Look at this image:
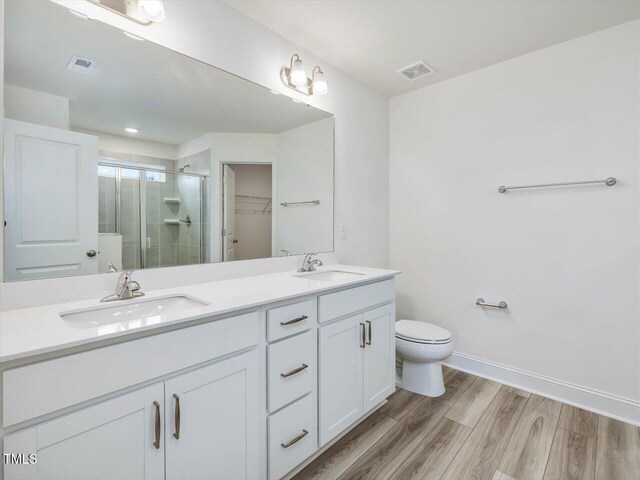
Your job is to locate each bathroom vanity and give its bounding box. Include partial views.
[0,3,396,478]
[0,266,398,480]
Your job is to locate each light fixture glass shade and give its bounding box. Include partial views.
[290,58,307,86]
[137,0,165,22]
[313,71,328,95]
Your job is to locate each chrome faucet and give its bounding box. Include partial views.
[100,270,145,302]
[298,253,323,273]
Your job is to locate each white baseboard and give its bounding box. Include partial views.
[443,351,640,427]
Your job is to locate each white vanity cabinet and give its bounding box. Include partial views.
[165,351,259,480]
[4,351,259,480]
[318,281,396,446]
[4,384,165,480]
[1,270,398,480]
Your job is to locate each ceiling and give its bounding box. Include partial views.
[225,0,640,96]
[4,1,331,146]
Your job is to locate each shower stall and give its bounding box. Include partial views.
[98,160,208,271]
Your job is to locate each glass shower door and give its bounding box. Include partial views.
[144,170,205,268]
[97,164,142,271]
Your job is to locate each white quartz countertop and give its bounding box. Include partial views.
[0,265,399,363]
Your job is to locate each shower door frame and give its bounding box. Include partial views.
[99,159,208,269]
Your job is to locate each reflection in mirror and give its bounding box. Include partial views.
[3,1,333,282]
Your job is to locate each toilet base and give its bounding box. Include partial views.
[397,359,445,397]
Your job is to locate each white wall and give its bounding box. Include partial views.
[390,20,639,408]
[178,132,278,263]
[5,84,69,129]
[277,118,333,255]
[73,128,178,160]
[0,0,388,308]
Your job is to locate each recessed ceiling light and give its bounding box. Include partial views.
[123,31,145,41]
[68,9,92,20]
[124,127,139,133]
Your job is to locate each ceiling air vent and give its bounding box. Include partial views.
[396,60,435,81]
[67,56,97,75]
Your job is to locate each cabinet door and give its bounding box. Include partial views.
[363,303,396,412]
[165,350,259,480]
[4,384,164,480]
[318,314,364,446]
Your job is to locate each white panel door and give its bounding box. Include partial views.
[222,164,236,261]
[363,303,396,412]
[165,351,259,480]
[3,119,99,281]
[318,314,364,446]
[3,384,164,480]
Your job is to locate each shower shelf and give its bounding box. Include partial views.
[164,197,181,204]
[164,219,181,225]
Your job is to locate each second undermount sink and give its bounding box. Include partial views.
[294,270,365,281]
[60,295,209,328]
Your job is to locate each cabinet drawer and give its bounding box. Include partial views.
[268,331,315,413]
[267,299,315,342]
[3,311,259,427]
[318,279,395,323]
[268,394,316,480]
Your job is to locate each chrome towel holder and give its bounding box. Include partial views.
[498,177,616,193]
[280,200,320,207]
[476,298,507,309]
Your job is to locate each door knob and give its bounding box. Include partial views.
[86,250,97,257]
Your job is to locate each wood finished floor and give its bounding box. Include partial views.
[293,367,640,480]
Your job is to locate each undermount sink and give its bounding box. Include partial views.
[294,270,365,281]
[60,295,209,329]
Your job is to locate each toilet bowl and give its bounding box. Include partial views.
[395,320,453,397]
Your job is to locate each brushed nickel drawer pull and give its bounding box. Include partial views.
[360,323,366,348]
[281,429,309,448]
[172,394,180,439]
[366,320,372,345]
[153,401,161,449]
[280,315,308,326]
[281,364,309,378]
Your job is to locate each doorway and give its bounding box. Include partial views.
[222,164,273,261]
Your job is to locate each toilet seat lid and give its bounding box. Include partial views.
[395,320,452,343]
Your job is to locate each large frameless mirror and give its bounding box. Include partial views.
[3,0,334,282]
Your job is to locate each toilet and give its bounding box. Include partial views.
[395,319,453,397]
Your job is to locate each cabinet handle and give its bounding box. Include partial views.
[366,320,372,345]
[281,364,309,378]
[280,315,308,326]
[172,394,180,440]
[360,323,366,348]
[153,401,161,449]
[281,429,309,448]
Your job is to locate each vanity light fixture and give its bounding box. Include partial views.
[124,127,139,133]
[87,0,165,25]
[311,66,328,95]
[289,54,307,86]
[281,54,328,96]
[137,0,165,22]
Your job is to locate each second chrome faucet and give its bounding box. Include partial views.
[101,270,145,302]
[298,253,323,273]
